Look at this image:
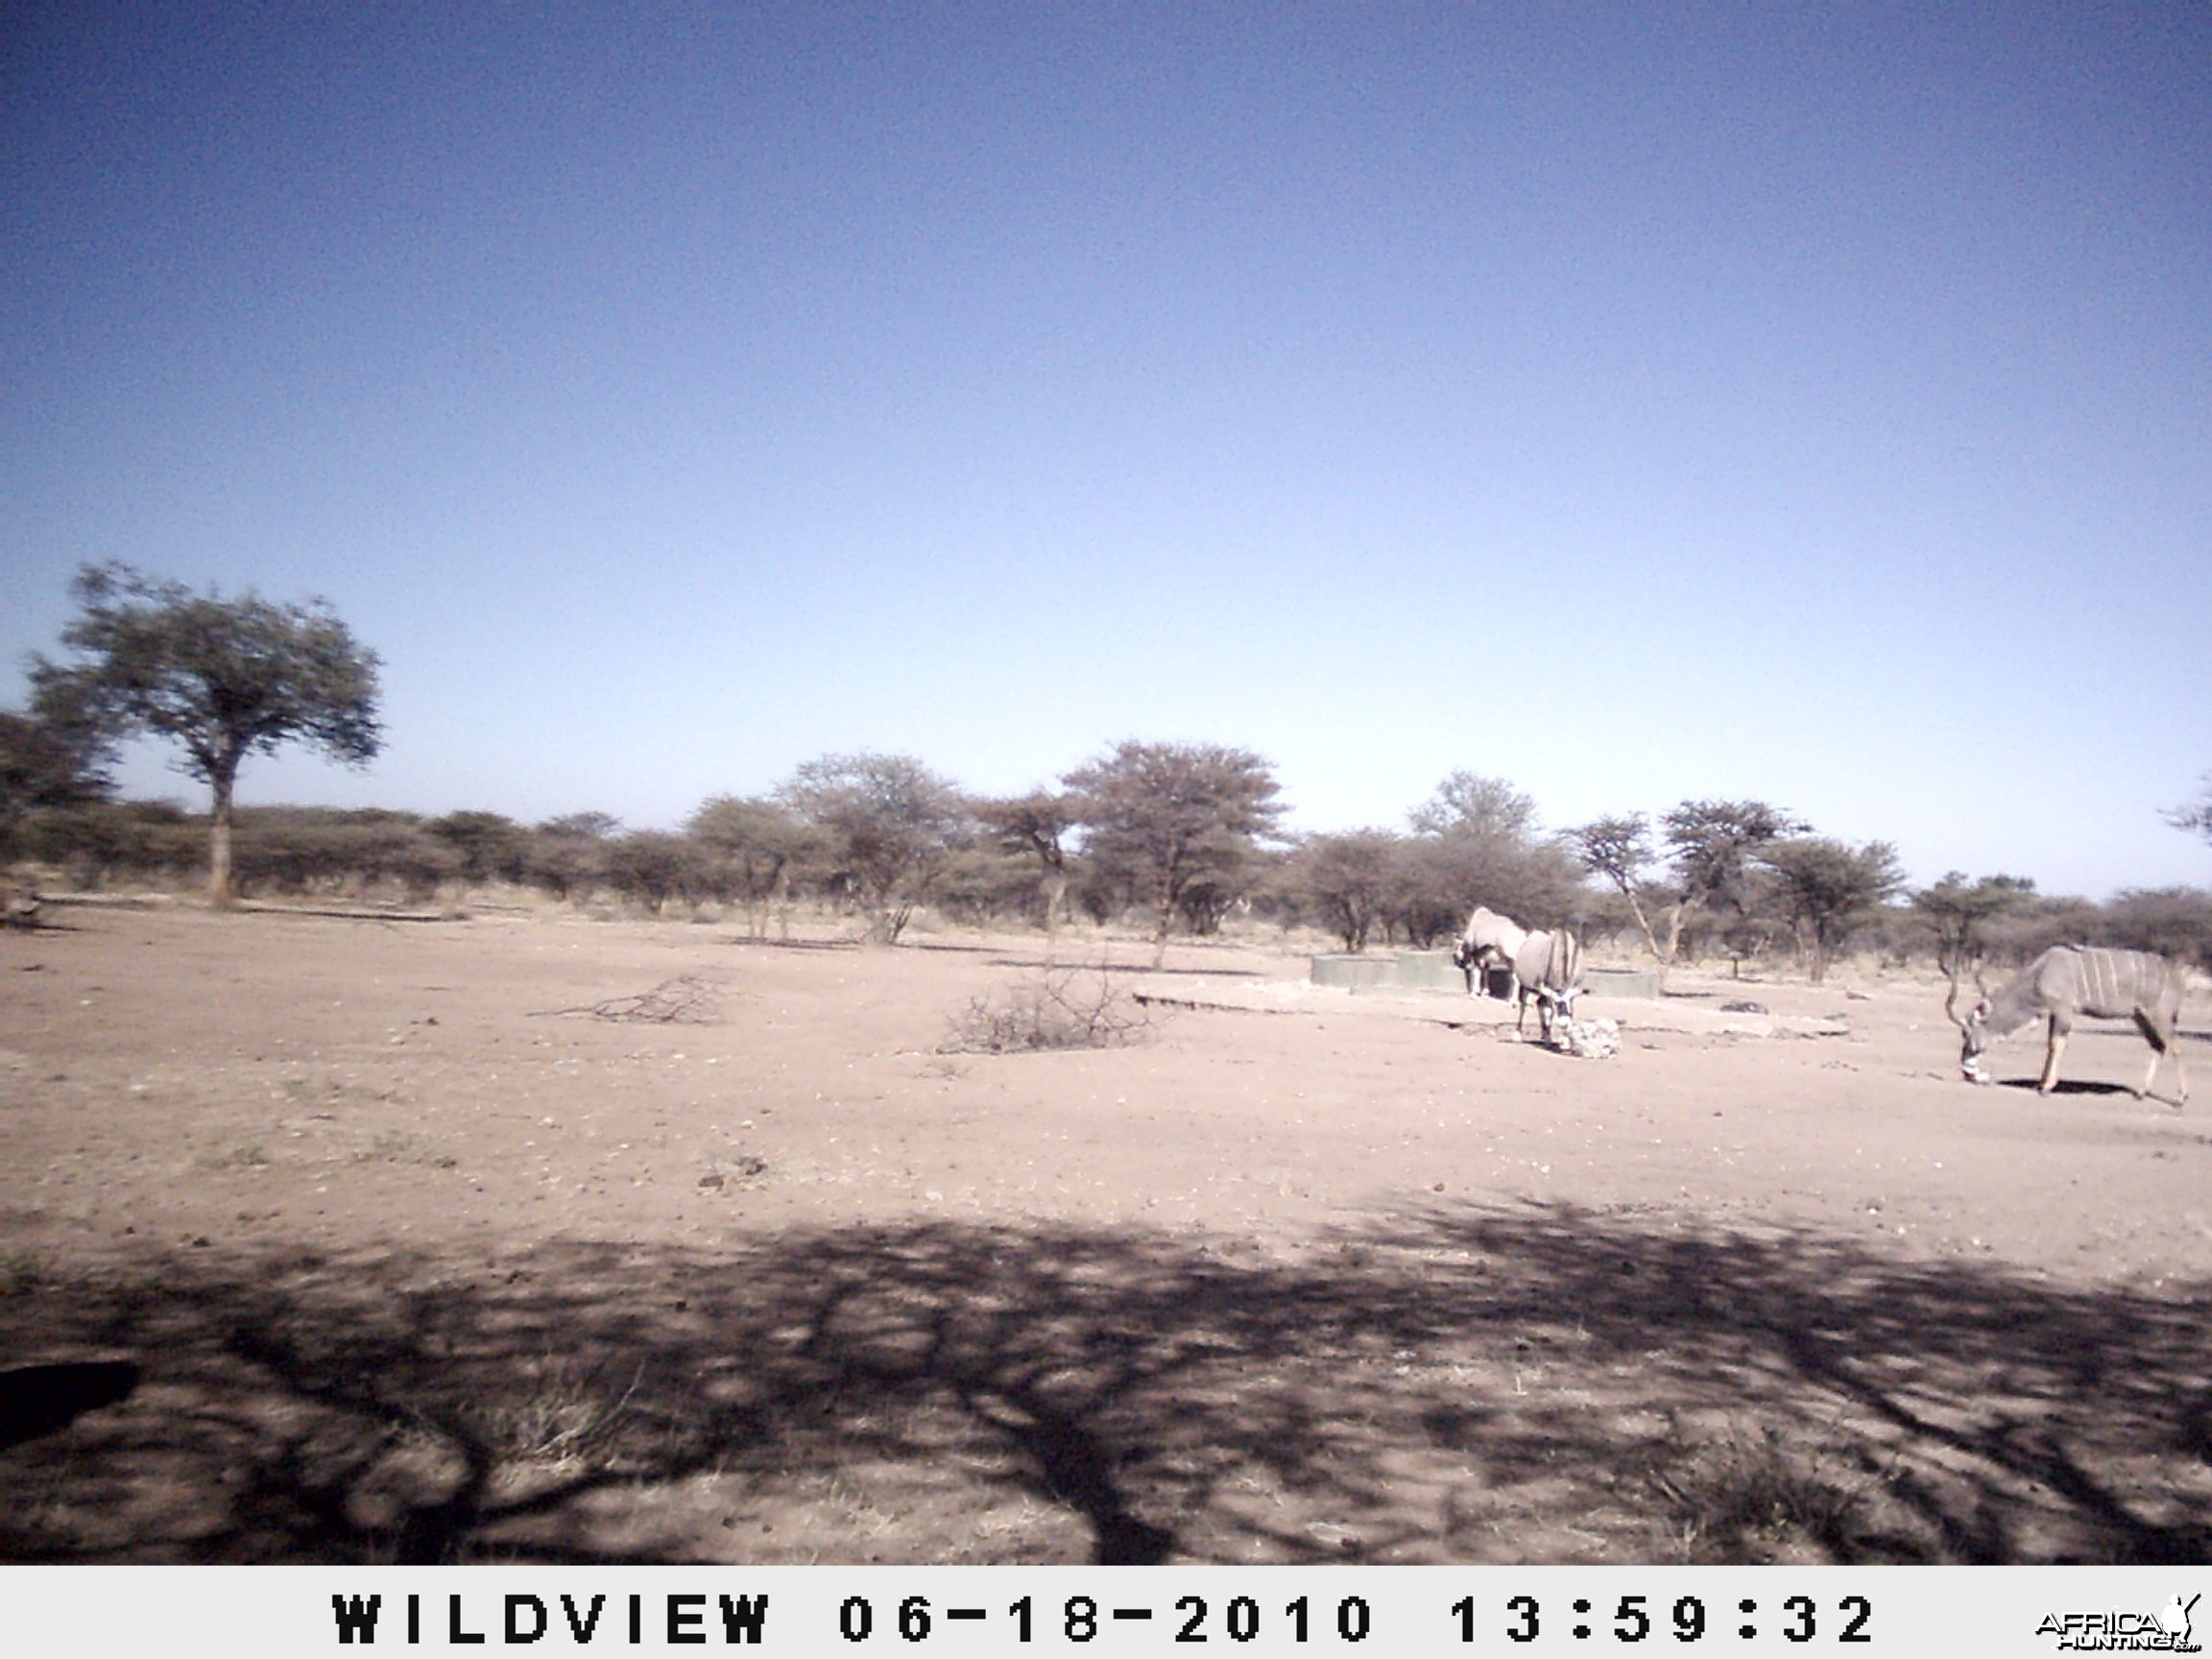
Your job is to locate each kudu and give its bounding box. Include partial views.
[1948,945,2190,1105]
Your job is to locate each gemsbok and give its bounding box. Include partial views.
[1511,927,1585,1044]
[1950,945,2190,1105]
[1452,906,1527,993]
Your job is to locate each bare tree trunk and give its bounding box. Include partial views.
[1654,902,1689,994]
[207,763,239,908]
[750,855,787,942]
[1617,884,1672,993]
[1042,869,1068,967]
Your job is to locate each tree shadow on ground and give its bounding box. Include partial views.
[2,1202,2206,1565]
[0,1360,140,1451]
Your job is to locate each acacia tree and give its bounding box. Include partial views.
[424,810,527,885]
[1758,837,1906,984]
[1911,871,2036,985]
[603,830,699,914]
[1661,799,1804,973]
[2168,775,2212,845]
[686,794,815,940]
[1407,771,1541,840]
[1063,740,1285,965]
[776,753,968,943]
[30,564,382,905]
[1287,829,1399,952]
[526,812,620,902]
[1568,813,1685,989]
[974,788,1079,958]
[1399,771,1583,942]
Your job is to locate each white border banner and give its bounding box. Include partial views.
[2,1564,2206,1653]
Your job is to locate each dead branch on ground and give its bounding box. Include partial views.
[532,974,724,1024]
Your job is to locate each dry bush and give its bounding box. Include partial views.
[943,966,1152,1054]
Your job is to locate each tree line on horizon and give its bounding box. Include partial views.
[6,564,2212,981]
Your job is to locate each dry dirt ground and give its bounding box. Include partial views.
[3,902,2210,1566]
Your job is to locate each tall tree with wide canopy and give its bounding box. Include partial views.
[1407,771,1540,841]
[1287,828,1399,953]
[1758,836,1906,984]
[1661,798,1805,972]
[1062,739,1285,965]
[1397,771,1582,946]
[30,564,383,905]
[1569,812,1687,989]
[974,788,1080,959]
[775,752,968,943]
[686,794,816,940]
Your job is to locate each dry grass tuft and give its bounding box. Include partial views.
[352,1130,460,1169]
[464,1353,647,1470]
[1649,1424,1879,1562]
[0,1248,49,1298]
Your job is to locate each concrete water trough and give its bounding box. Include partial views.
[1582,966,1659,998]
[1310,950,1498,996]
[1392,950,1464,991]
[1309,950,1470,992]
[1310,953,1658,998]
[1309,953,1401,990]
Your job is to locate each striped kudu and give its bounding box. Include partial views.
[1950,945,2190,1105]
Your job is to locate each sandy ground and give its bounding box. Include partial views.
[2,902,2208,1564]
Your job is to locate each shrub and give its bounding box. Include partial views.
[425,810,528,884]
[228,807,452,899]
[2101,887,2212,972]
[943,966,1152,1053]
[602,830,703,913]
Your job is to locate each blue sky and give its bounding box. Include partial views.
[5,3,2207,898]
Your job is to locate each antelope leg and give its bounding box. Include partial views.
[2130,1011,2183,1105]
[2038,1018,2067,1094]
